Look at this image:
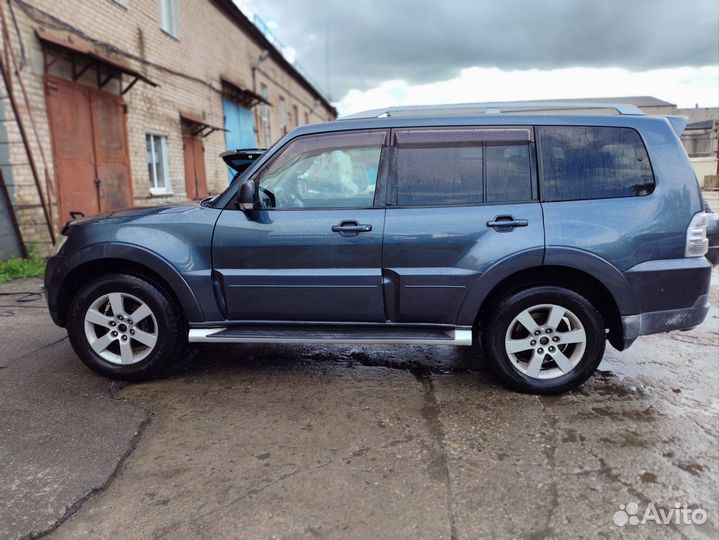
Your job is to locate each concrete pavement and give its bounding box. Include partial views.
[0,276,717,539]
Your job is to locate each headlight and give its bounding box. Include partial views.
[53,233,68,256]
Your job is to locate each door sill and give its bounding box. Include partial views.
[188,325,472,346]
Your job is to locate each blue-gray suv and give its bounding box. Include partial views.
[45,102,716,394]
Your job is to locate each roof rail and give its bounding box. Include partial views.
[339,101,646,120]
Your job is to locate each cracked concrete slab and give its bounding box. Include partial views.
[0,279,147,540]
[49,363,453,539]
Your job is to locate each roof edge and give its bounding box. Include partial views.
[212,0,336,117]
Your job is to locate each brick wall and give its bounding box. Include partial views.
[0,0,336,254]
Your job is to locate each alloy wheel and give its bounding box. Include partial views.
[83,292,158,365]
[504,303,587,379]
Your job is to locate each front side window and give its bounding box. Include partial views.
[537,126,655,201]
[160,0,179,37]
[146,134,170,194]
[254,131,385,209]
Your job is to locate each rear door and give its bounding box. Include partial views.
[212,129,389,322]
[382,126,545,323]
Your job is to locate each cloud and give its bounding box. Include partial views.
[243,0,719,100]
[335,66,719,115]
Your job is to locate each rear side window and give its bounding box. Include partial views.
[397,146,484,206]
[395,128,534,206]
[537,126,654,201]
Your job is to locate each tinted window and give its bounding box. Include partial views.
[537,126,654,201]
[396,142,533,206]
[255,131,384,209]
[485,144,532,202]
[397,146,483,206]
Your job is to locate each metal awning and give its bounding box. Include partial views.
[36,27,158,94]
[220,76,270,108]
[180,112,226,138]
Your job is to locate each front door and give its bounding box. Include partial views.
[382,126,545,324]
[183,135,208,199]
[45,76,132,227]
[212,130,388,322]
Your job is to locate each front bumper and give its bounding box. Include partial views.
[44,255,65,327]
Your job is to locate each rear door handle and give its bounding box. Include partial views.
[487,215,528,231]
[332,220,372,237]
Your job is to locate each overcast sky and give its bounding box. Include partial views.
[238,0,719,115]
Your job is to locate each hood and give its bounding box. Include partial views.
[63,203,201,231]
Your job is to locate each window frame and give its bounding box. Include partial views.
[146,133,172,195]
[535,125,656,203]
[389,126,538,208]
[160,0,180,38]
[241,129,390,212]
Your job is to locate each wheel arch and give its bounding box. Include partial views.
[53,244,203,327]
[457,248,640,350]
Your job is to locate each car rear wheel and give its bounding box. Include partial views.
[66,273,186,381]
[482,286,605,394]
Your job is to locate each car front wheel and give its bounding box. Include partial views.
[482,286,606,394]
[66,273,186,381]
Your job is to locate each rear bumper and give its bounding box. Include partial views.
[621,293,710,347]
[620,257,712,348]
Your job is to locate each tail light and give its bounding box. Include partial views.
[685,212,709,257]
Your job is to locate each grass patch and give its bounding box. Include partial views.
[0,257,45,283]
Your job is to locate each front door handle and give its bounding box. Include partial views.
[487,215,528,232]
[332,220,372,237]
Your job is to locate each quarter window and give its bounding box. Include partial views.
[537,126,655,201]
[485,144,532,202]
[254,131,386,209]
[146,134,170,194]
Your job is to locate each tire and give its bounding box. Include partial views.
[481,286,605,394]
[66,273,186,381]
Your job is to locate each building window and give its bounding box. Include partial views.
[304,111,309,125]
[260,84,271,147]
[279,96,287,136]
[160,0,179,37]
[293,105,299,128]
[146,134,171,194]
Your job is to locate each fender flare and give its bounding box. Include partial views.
[59,243,204,322]
[455,246,639,325]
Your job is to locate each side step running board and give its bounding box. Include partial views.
[188,327,472,346]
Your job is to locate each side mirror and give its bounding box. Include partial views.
[237,180,255,211]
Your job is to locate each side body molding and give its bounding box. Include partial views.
[58,243,204,322]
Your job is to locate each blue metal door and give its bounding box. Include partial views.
[223,99,256,181]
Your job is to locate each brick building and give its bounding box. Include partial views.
[0,0,336,258]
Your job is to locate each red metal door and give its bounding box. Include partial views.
[45,76,133,228]
[45,77,97,226]
[89,89,133,212]
[183,136,208,199]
